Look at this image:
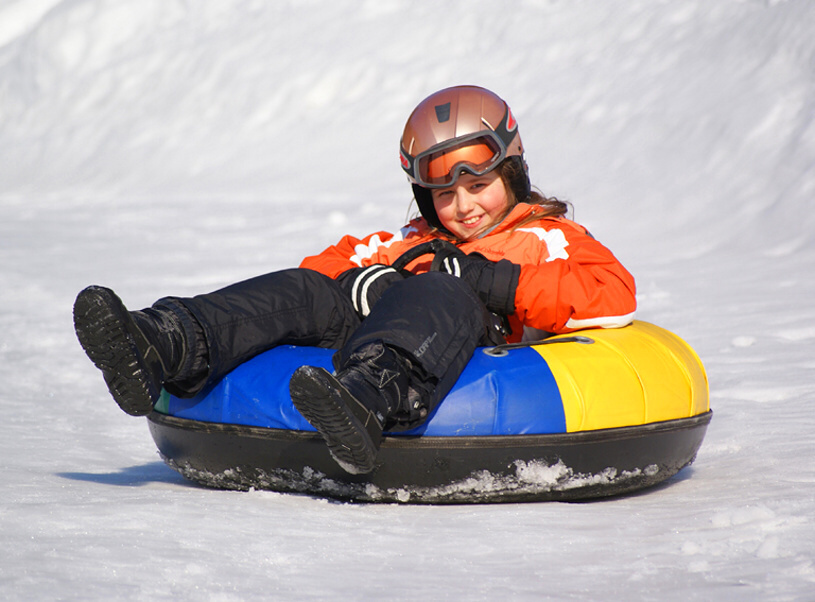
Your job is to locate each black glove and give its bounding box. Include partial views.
[337,264,406,318]
[431,246,520,315]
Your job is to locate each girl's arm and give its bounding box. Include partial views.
[298,231,398,278]
[509,224,637,336]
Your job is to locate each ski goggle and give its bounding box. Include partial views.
[401,131,507,189]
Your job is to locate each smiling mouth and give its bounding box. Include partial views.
[461,216,482,225]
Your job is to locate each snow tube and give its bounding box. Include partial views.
[147,320,711,503]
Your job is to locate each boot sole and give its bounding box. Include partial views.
[73,286,160,416]
[289,366,381,475]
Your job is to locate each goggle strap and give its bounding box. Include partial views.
[492,107,518,150]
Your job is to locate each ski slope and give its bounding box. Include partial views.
[1,1,814,599]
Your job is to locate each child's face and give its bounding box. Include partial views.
[431,171,511,240]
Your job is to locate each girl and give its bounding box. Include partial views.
[74,85,636,476]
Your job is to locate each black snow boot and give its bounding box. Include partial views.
[289,343,427,475]
[73,286,191,416]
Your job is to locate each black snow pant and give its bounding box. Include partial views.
[160,269,505,430]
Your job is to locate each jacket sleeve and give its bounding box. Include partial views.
[508,223,637,337]
[298,231,399,279]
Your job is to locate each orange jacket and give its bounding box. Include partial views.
[299,202,637,342]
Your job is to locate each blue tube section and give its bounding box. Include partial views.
[161,345,567,436]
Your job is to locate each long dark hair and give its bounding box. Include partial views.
[498,158,570,222]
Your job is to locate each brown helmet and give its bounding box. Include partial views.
[400,86,530,229]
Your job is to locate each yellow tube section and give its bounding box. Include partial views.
[531,321,709,432]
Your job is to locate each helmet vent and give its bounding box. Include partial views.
[434,103,451,123]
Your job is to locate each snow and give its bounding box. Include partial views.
[1,0,814,599]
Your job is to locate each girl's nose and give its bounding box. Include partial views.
[454,188,475,214]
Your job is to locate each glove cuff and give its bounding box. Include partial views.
[476,259,520,315]
[349,264,401,317]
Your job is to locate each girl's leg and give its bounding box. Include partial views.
[290,272,504,474]
[160,268,362,395]
[333,271,504,427]
[74,268,360,415]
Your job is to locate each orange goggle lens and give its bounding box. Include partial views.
[416,136,504,187]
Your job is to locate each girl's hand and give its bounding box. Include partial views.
[431,247,520,316]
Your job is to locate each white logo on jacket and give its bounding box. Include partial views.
[349,225,418,267]
[517,227,570,262]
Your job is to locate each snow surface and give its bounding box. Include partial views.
[2,0,814,599]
